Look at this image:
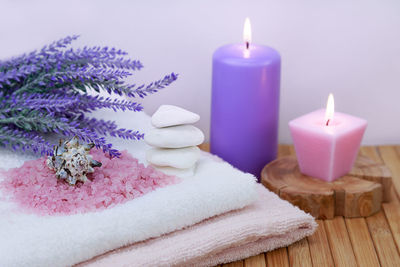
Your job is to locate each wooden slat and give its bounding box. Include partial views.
[366,211,400,266]
[244,253,266,267]
[264,144,291,266]
[378,146,400,253]
[288,239,312,267]
[352,146,400,265]
[345,217,380,266]
[349,147,387,265]
[307,220,334,267]
[383,197,400,253]
[287,144,312,265]
[324,217,357,267]
[266,247,289,267]
[285,144,312,266]
[379,146,400,197]
[222,260,244,267]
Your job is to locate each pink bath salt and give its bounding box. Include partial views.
[0,149,180,215]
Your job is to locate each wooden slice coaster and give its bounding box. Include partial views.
[261,156,392,219]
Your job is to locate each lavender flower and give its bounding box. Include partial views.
[0,35,178,156]
[0,125,52,155]
[79,116,144,141]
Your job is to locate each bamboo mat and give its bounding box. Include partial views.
[198,144,400,267]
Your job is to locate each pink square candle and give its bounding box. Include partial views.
[289,109,367,182]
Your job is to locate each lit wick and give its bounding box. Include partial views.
[325,93,334,127]
[243,17,251,51]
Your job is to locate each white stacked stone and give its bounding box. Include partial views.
[145,105,204,177]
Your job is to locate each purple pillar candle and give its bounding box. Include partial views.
[210,18,281,178]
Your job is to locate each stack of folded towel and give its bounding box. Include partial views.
[0,109,316,267]
[79,184,316,267]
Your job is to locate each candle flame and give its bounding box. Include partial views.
[243,17,252,49]
[325,93,334,126]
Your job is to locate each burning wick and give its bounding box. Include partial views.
[325,93,334,127]
[243,17,251,50]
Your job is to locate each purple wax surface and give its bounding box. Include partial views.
[210,43,281,179]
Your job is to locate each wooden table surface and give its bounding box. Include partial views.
[200,144,400,267]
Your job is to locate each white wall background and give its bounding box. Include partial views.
[0,0,399,144]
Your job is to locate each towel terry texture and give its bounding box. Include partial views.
[0,111,257,267]
[79,184,317,267]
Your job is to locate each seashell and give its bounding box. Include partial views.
[46,136,102,185]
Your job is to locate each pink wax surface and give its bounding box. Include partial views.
[0,149,180,215]
[289,109,367,182]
